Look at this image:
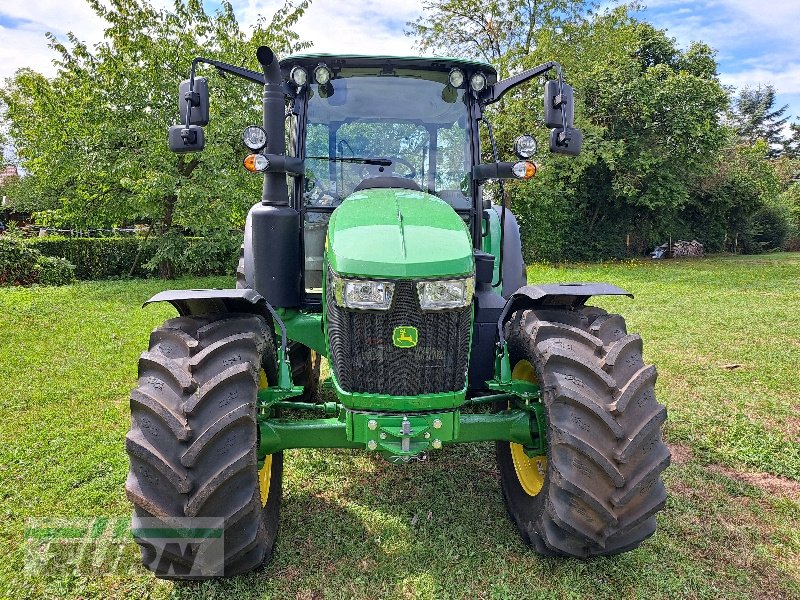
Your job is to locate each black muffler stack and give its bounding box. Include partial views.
[250,46,301,307]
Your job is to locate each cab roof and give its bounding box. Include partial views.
[280,53,498,79]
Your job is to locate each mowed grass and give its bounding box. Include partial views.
[0,253,798,599]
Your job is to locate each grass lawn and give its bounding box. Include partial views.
[0,253,798,599]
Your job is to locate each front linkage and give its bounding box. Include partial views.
[256,337,547,464]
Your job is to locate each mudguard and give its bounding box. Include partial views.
[144,288,268,318]
[144,288,291,353]
[497,282,633,346]
[505,282,633,309]
[493,205,527,298]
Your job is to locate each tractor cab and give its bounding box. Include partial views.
[281,55,494,292]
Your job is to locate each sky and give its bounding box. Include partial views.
[0,0,799,123]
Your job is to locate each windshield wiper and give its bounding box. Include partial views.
[306,156,392,166]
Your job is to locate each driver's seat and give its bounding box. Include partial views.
[353,177,421,193]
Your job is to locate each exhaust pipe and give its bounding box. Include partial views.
[257,46,289,206]
[247,46,301,306]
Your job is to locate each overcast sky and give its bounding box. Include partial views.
[1,0,799,123]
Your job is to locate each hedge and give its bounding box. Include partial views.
[27,237,153,279]
[26,235,241,280]
[0,238,76,286]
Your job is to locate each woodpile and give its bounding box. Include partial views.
[672,239,704,257]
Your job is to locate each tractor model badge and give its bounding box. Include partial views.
[392,326,418,348]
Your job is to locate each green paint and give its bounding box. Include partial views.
[257,406,540,458]
[258,344,304,405]
[278,308,326,357]
[481,205,503,290]
[392,325,418,348]
[326,189,474,278]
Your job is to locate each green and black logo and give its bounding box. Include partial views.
[392,326,418,348]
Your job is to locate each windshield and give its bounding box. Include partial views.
[303,68,472,209]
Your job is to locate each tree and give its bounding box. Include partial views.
[782,122,800,159]
[729,85,790,157]
[409,3,729,259]
[0,0,309,277]
[406,0,590,78]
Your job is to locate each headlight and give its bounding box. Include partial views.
[332,272,395,310]
[314,64,332,85]
[513,134,537,158]
[243,153,270,173]
[289,66,308,87]
[242,125,267,151]
[417,278,474,310]
[512,161,536,179]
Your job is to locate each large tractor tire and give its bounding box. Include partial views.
[236,245,320,401]
[125,313,283,578]
[497,306,670,557]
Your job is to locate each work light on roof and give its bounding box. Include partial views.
[469,71,487,93]
[289,66,308,87]
[314,64,332,85]
[448,68,465,88]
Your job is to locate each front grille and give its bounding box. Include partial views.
[327,271,471,396]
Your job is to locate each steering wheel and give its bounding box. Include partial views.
[384,157,416,179]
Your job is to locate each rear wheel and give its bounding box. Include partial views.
[126,313,283,578]
[497,306,670,557]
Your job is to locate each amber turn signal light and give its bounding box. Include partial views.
[512,161,536,179]
[244,153,270,173]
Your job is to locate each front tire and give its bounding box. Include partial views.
[125,314,283,578]
[497,307,670,557]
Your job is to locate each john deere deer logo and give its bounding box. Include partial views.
[392,326,418,348]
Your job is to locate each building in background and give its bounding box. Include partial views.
[1,165,19,207]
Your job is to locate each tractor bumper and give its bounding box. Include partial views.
[258,403,543,462]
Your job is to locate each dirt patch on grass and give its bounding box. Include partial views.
[709,464,800,498]
[667,442,692,465]
[787,414,800,443]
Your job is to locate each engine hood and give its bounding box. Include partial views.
[326,188,474,278]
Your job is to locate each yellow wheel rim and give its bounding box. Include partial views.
[509,360,547,497]
[258,369,272,507]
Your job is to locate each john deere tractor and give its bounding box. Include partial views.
[126,46,670,578]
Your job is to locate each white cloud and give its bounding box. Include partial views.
[0,0,108,80]
[720,66,800,96]
[233,0,422,55]
[0,0,426,82]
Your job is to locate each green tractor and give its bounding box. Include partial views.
[126,46,670,578]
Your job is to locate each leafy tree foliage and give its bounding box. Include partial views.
[0,0,308,277]
[408,1,800,258]
[407,0,589,78]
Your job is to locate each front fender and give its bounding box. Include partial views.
[143,288,267,317]
[497,282,633,346]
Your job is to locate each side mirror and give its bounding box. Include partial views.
[549,127,582,156]
[544,80,574,129]
[178,77,209,126]
[168,124,205,153]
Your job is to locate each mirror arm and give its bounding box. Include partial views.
[190,56,264,86]
[485,61,560,105]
